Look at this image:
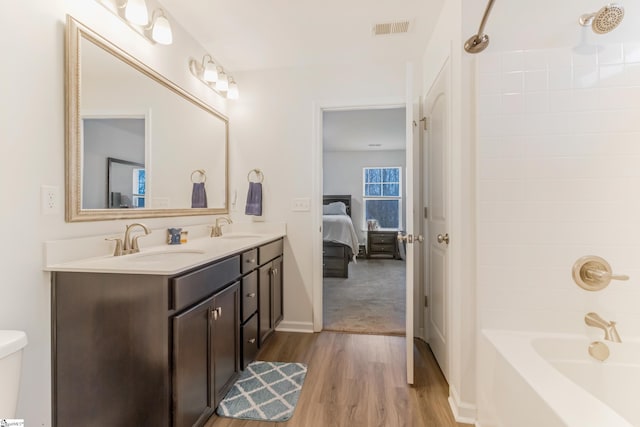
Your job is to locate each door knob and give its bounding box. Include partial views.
[397,233,413,243]
[437,233,450,244]
[415,235,424,243]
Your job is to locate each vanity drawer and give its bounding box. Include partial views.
[259,239,283,265]
[241,270,258,323]
[241,313,259,369]
[171,256,240,311]
[241,248,258,274]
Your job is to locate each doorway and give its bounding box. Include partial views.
[321,107,407,335]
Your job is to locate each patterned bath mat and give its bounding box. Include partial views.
[216,361,307,422]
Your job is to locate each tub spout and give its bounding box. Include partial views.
[585,312,622,343]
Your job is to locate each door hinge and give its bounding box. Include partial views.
[424,295,428,308]
[424,207,428,219]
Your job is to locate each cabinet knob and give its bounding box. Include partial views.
[246,258,256,264]
[248,338,256,344]
[247,292,256,298]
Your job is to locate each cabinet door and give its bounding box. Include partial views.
[212,282,240,407]
[272,256,283,327]
[258,263,272,345]
[173,295,215,427]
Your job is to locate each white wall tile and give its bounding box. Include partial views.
[501,71,524,93]
[524,92,549,113]
[572,66,599,89]
[623,42,640,63]
[478,73,501,95]
[599,64,626,87]
[501,50,525,73]
[477,44,640,337]
[548,67,572,90]
[598,44,624,65]
[572,51,598,69]
[524,70,548,92]
[501,93,524,114]
[478,53,502,74]
[524,50,548,71]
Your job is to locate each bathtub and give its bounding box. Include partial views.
[478,330,638,427]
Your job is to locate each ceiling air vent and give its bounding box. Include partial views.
[372,20,411,36]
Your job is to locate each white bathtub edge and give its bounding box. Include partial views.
[482,329,633,427]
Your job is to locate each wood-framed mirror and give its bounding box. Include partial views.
[65,15,229,222]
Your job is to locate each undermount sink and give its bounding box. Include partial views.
[219,234,262,240]
[124,249,206,263]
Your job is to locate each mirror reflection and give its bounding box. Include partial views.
[66,16,229,221]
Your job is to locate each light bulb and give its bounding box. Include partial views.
[151,14,172,45]
[216,71,229,91]
[203,60,218,83]
[125,0,149,26]
[227,80,239,99]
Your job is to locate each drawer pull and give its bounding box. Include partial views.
[246,258,256,264]
[247,292,256,298]
[248,338,256,344]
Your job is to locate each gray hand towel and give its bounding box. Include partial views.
[191,182,208,208]
[245,182,262,216]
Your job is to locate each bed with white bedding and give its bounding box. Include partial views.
[322,195,359,278]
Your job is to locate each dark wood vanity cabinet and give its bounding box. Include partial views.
[173,282,239,427]
[259,254,283,345]
[51,238,284,427]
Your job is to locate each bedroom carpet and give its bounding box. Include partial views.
[323,258,405,335]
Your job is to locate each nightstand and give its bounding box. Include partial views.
[367,230,399,259]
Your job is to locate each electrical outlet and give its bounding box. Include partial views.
[292,198,311,212]
[41,185,60,215]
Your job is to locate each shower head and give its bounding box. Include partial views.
[579,3,625,34]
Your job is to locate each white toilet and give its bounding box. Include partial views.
[0,330,27,418]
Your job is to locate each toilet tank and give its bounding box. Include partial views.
[0,330,28,418]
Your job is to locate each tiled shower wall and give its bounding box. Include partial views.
[477,43,640,336]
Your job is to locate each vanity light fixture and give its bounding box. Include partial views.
[99,0,173,46]
[149,9,173,45]
[122,0,149,26]
[202,55,219,82]
[227,78,239,99]
[189,54,239,99]
[216,70,229,92]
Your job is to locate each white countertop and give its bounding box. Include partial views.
[44,222,286,275]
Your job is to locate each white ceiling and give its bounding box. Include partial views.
[159,0,445,71]
[323,108,405,152]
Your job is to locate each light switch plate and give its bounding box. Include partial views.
[292,198,311,212]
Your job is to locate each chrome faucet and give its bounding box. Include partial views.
[585,312,622,343]
[210,217,232,237]
[122,223,152,255]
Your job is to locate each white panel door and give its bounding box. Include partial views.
[404,63,415,385]
[424,59,450,381]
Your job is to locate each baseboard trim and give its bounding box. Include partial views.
[275,320,314,333]
[448,386,477,424]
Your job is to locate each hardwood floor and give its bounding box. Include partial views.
[205,331,472,427]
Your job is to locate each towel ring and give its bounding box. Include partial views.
[247,168,264,183]
[191,169,206,183]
